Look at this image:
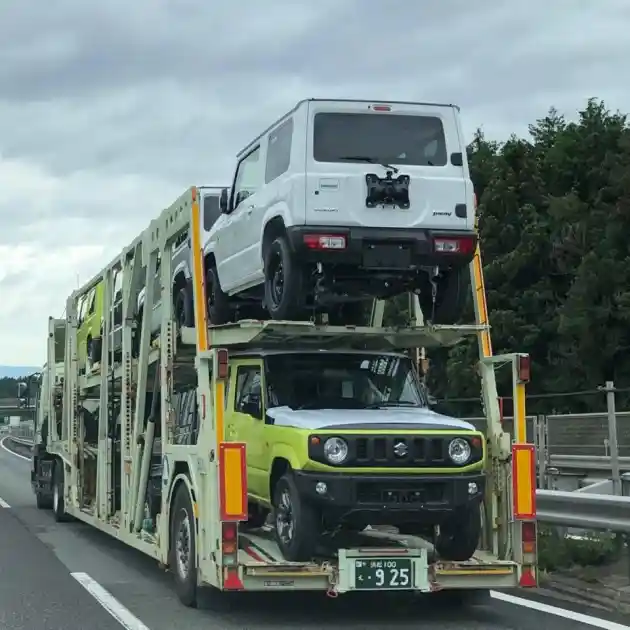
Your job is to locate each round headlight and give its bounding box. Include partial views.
[448,438,471,465]
[323,437,349,465]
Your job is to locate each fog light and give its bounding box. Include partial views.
[315,482,328,495]
[468,482,478,495]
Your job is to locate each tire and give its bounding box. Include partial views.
[52,462,70,522]
[423,267,470,325]
[36,489,53,510]
[263,235,303,320]
[435,505,481,562]
[206,265,231,325]
[89,337,102,364]
[174,286,194,328]
[273,472,319,561]
[169,484,198,607]
[131,309,143,358]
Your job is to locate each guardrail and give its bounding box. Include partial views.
[536,489,630,532]
[549,454,630,473]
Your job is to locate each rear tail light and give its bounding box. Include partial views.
[433,235,475,255]
[303,234,346,250]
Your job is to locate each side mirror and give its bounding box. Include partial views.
[219,188,229,213]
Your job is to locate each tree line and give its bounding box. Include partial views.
[424,98,630,417]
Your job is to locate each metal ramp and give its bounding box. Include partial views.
[180,319,489,351]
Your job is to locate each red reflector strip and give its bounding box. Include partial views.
[519,565,537,587]
[223,567,244,590]
[512,444,536,519]
[219,442,247,521]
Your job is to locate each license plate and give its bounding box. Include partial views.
[362,245,411,269]
[354,558,413,590]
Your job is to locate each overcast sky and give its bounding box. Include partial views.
[1,0,629,366]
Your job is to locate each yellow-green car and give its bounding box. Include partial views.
[76,281,104,371]
[225,349,486,562]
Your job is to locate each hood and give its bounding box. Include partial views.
[265,406,477,432]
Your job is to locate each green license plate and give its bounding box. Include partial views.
[354,558,413,590]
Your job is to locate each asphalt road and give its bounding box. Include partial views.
[1,438,629,630]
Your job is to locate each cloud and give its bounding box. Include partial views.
[1,0,629,364]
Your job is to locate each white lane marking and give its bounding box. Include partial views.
[0,496,10,508]
[0,436,31,461]
[491,590,630,629]
[71,572,151,630]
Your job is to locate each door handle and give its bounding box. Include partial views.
[246,205,254,215]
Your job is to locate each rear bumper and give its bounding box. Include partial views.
[285,225,476,269]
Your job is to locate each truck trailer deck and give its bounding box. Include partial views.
[30,186,538,606]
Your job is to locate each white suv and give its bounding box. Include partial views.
[205,99,477,325]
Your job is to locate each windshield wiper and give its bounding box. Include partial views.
[339,155,399,174]
[365,401,421,409]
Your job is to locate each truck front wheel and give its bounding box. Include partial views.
[435,505,481,562]
[52,462,70,522]
[273,472,319,562]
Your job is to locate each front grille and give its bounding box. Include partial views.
[354,435,448,467]
[356,481,447,505]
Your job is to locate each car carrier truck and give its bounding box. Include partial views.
[30,185,538,607]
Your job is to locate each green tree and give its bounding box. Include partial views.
[426,99,630,415]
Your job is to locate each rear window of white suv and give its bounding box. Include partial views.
[313,112,448,167]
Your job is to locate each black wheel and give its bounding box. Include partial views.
[422,267,470,324]
[435,505,481,561]
[36,488,53,510]
[263,235,303,320]
[131,309,143,358]
[273,472,319,561]
[206,265,231,325]
[52,462,70,522]
[174,286,194,328]
[89,337,102,364]
[169,484,198,607]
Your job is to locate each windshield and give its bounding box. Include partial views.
[313,112,448,167]
[264,353,426,410]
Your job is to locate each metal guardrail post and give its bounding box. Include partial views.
[599,381,621,494]
[535,414,548,488]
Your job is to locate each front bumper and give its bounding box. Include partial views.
[292,470,485,525]
[285,225,477,269]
